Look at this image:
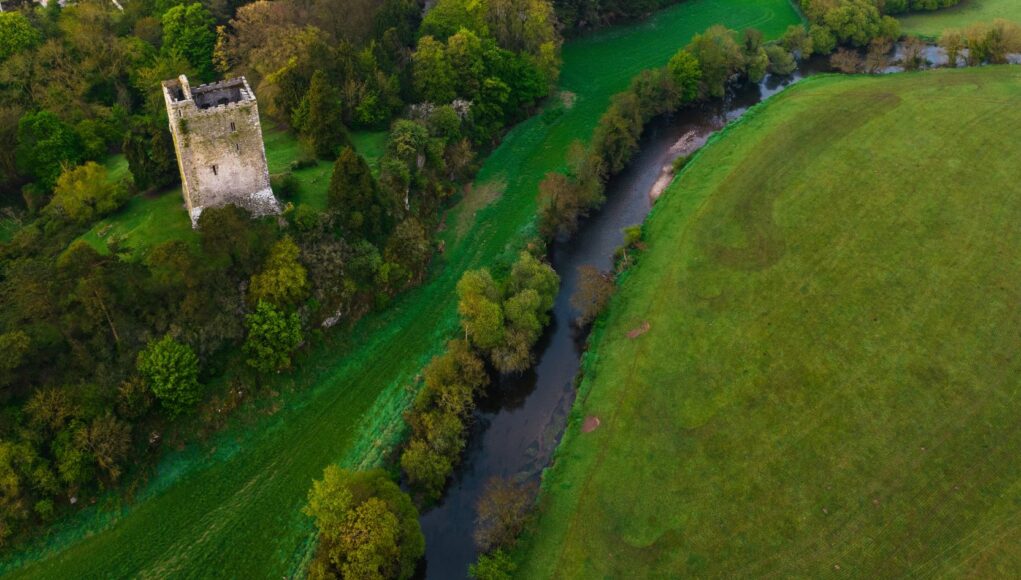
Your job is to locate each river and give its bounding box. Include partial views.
[417,61,828,579]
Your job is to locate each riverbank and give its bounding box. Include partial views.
[513,65,1021,577]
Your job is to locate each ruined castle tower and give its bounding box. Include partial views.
[162,75,279,225]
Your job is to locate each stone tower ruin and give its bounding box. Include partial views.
[162,75,279,225]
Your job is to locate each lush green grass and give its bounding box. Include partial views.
[899,0,1021,37]
[515,66,1021,578]
[103,153,132,182]
[1,1,799,576]
[78,188,198,257]
[349,129,388,169]
[80,128,387,256]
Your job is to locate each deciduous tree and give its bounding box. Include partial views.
[249,236,308,308]
[305,467,424,580]
[570,265,613,326]
[161,3,216,80]
[136,335,202,416]
[15,111,83,192]
[243,301,303,373]
[686,25,744,99]
[457,269,504,350]
[0,12,40,62]
[473,477,536,551]
[44,162,130,225]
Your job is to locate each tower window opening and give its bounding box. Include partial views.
[230,121,236,132]
[235,143,240,153]
[211,164,218,176]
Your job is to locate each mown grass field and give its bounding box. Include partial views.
[515,66,1021,578]
[900,0,1021,37]
[1,1,799,576]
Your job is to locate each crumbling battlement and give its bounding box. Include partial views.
[161,75,279,225]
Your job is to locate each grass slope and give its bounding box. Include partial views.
[516,66,1021,578]
[900,0,1021,37]
[1,1,799,576]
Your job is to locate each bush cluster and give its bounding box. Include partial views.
[401,250,559,502]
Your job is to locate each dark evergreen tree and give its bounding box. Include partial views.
[292,71,348,159]
[123,117,178,193]
[328,147,393,244]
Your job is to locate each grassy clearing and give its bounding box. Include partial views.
[2,1,799,576]
[79,128,386,257]
[899,0,1021,37]
[349,129,388,169]
[515,66,1021,577]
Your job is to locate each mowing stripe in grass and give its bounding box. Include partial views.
[899,0,1021,38]
[1,1,800,576]
[514,66,1021,578]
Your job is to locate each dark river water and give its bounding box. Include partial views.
[417,62,827,579]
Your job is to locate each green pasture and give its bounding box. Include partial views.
[899,0,1021,37]
[2,1,800,576]
[515,66,1021,577]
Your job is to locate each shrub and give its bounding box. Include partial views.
[469,549,516,580]
[44,162,131,225]
[570,265,614,327]
[765,45,797,76]
[290,156,318,171]
[473,477,536,551]
[830,48,864,73]
[671,154,691,173]
[270,172,300,199]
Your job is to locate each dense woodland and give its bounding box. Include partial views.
[0,0,1005,572]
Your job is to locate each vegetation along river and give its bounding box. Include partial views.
[417,60,828,579]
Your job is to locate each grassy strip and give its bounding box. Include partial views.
[515,66,1021,577]
[899,0,1021,38]
[0,1,799,576]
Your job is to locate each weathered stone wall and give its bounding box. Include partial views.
[163,75,278,224]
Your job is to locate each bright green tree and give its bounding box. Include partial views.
[0,12,40,62]
[667,49,702,103]
[136,335,202,416]
[15,111,83,191]
[412,35,456,103]
[161,3,216,80]
[243,301,303,374]
[456,269,504,350]
[418,0,486,41]
[44,162,130,225]
[507,251,559,319]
